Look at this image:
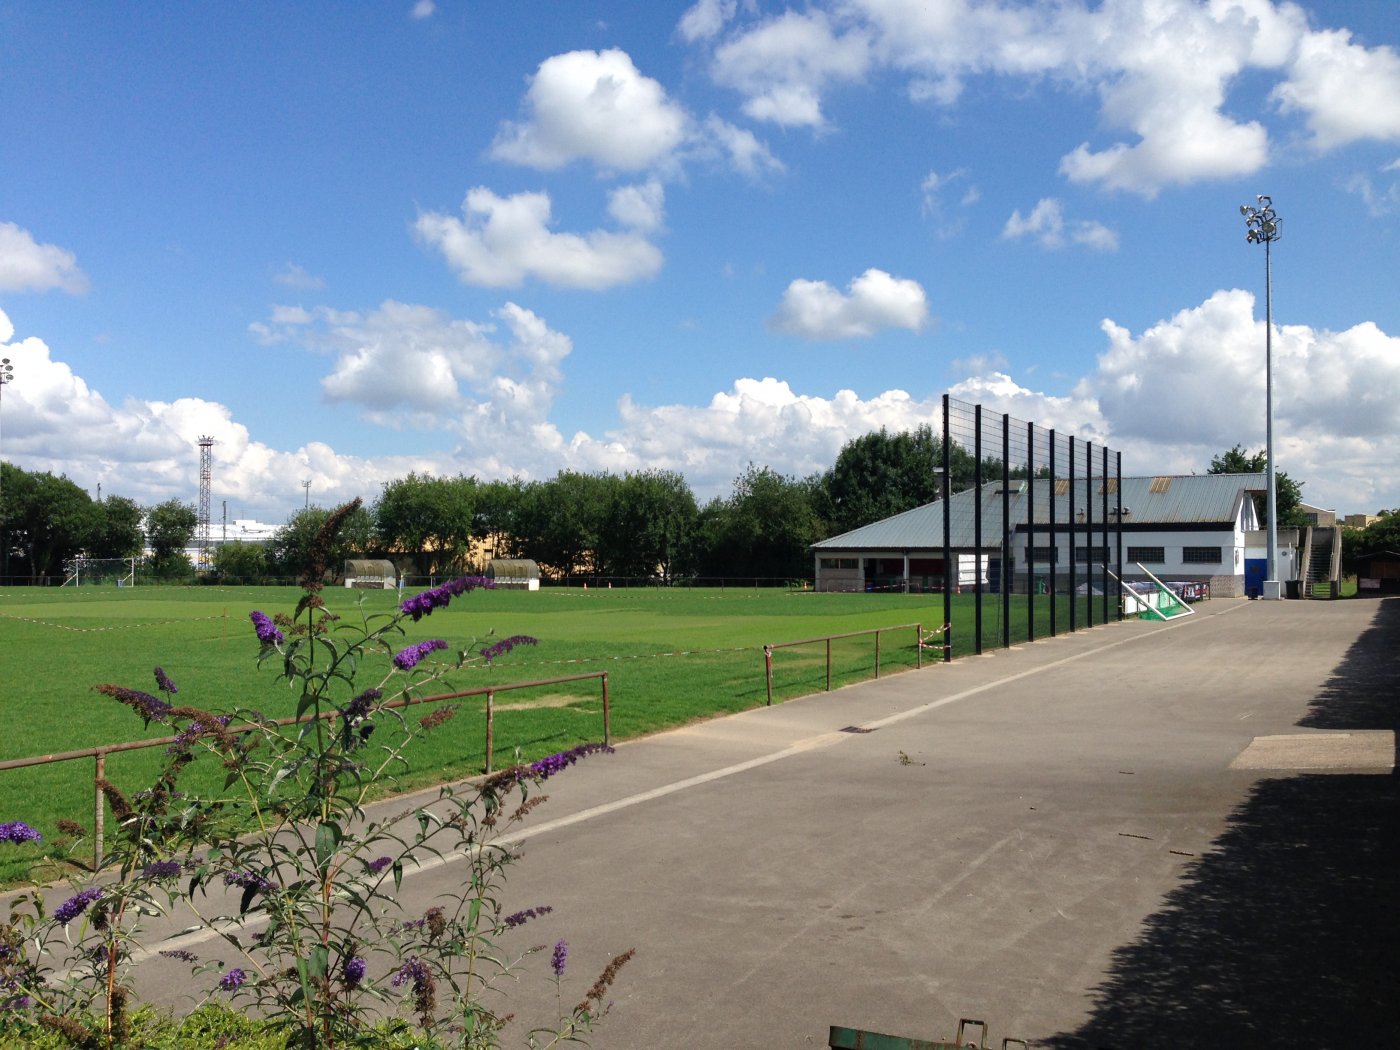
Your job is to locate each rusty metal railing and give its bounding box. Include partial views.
[762,623,923,705]
[0,672,609,871]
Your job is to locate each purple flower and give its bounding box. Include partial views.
[399,576,494,622]
[167,714,233,757]
[550,939,568,978]
[152,666,178,695]
[481,635,539,663]
[342,955,366,988]
[223,871,275,894]
[503,905,553,929]
[0,821,42,844]
[530,742,615,781]
[483,741,615,794]
[391,957,430,988]
[341,688,381,723]
[367,856,393,875]
[249,611,284,646]
[142,860,182,880]
[219,967,247,991]
[392,639,449,672]
[54,888,102,925]
[96,685,172,724]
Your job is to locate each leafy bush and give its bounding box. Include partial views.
[2,501,630,1048]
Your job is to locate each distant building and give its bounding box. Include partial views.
[811,473,1310,599]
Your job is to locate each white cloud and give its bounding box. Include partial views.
[8,269,1400,524]
[0,307,432,518]
[606,378,941,494]
[920,169,978,237]
[677,0,738,44]
[697,0,1400,194]
[491,49,690,172]
[771,268,929,340]
[0,222,90,294]
[607,180,666,233]
[272,262,325,289]
[1002,198,1118,251]
[1088,289,1400,510]
[709,9,872,127]
[1272,28,1400,150]
[410,0,435,19]
[1344,166,1400,217]
[415,187,664,289]
[697,115,785,178]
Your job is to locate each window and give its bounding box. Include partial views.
[1182,546,1222,564]
[1127,546,1165,564]
[1029,546,1059,564]
[1074,547,1109,564]
[820,557,858,570]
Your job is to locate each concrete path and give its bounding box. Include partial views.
[34,596,1400,1047]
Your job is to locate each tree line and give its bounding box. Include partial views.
[1,431,1313,585]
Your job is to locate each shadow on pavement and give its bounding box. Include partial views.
[1044,598,1400,1049]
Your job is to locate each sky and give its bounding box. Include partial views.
[2,0,1399,526]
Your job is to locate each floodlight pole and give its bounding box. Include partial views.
[1241,195,1282,600]
[0,357,13,583]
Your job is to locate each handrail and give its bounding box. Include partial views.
[0,672,609,871]
[762,623,923,704]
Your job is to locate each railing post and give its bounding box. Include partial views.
[825,639,832,691]
[484,690,494,775]
[764,645,773,706]
[94,751,105,871]
[875,629,882,679]
[602,673,611,745]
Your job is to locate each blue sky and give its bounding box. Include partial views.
[2,0,1399,523]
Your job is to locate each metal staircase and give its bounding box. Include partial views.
[1302,524,1341,598]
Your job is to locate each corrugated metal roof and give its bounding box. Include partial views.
[811,473,1265,551]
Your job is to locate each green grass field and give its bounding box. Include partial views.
[0,582,1103,882]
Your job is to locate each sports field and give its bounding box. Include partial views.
[0,583,1094,881]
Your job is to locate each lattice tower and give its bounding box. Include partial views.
[197,436,213,571]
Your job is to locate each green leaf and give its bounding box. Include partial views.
[392,859,403,892]
[296,690,317,718]
[315,822,340,871]
[294,957,313,1007]
[307,945,328,979]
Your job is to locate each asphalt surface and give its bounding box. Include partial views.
[23,596,1400,1047]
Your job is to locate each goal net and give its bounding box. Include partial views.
[63,557,137,587]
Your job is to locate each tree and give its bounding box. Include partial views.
[1,465,103,581]
[596,470,698,581]
[91,495,144,559]
[696,464,822,581]
[514,472,615,579]
[269,504,374,580]
[1207,445,1307,527]
[812,425,989,537]
[473,477,525,560]
[212,541,269,583]
[373,473,476,576]
[145,499,198,579]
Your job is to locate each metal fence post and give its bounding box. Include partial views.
[93,751,105,871]
[484,690,495,774]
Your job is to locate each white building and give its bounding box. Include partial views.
[812,473,1283,599]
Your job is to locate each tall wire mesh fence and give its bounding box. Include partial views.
[941,394,1123,659]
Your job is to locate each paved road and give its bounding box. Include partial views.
[37,596,1400,1047]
